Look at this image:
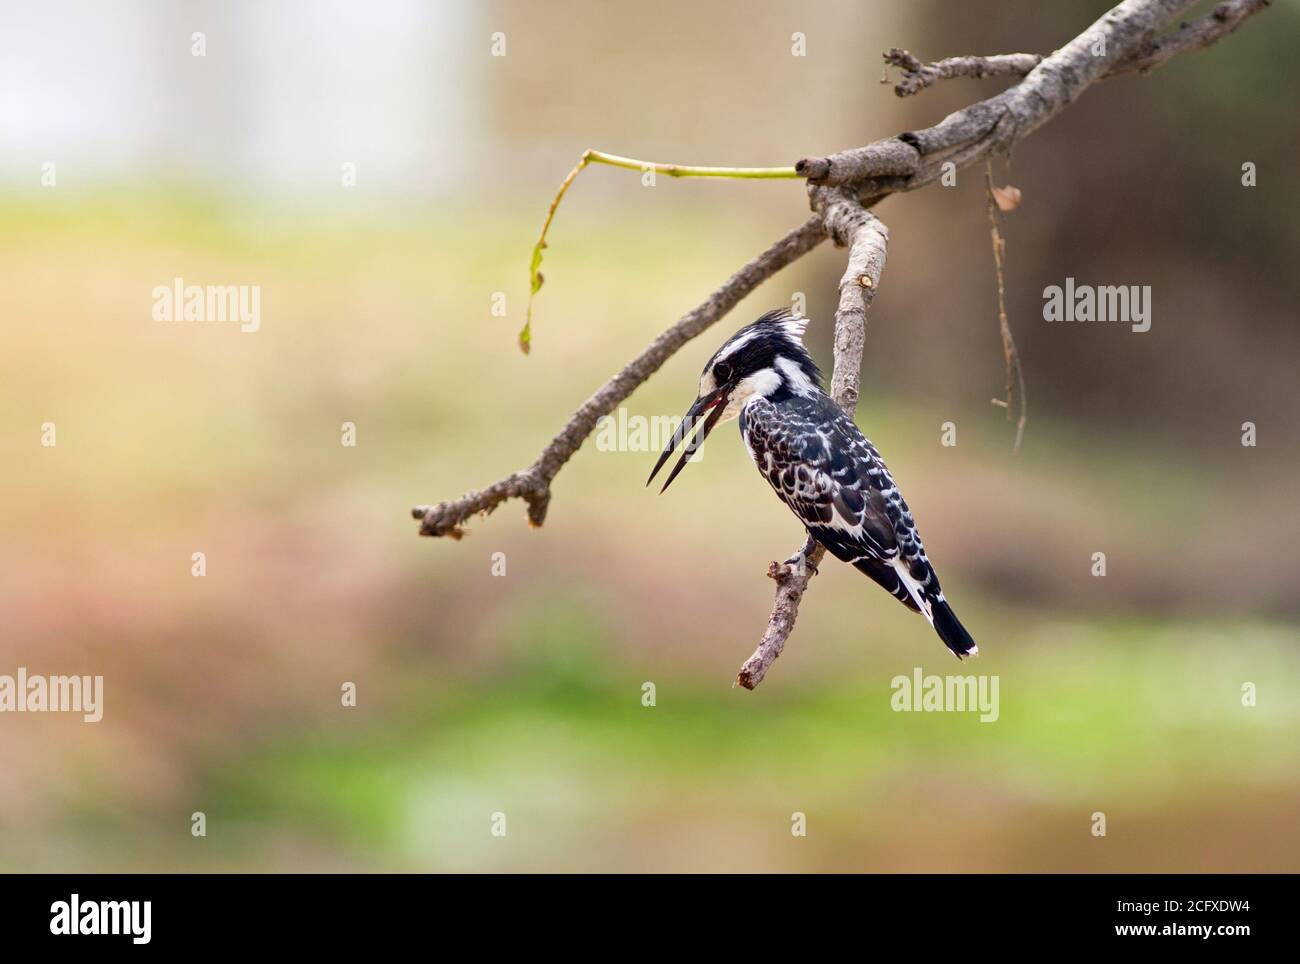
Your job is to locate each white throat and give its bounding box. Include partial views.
[718,367,780,422]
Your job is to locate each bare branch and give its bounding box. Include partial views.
[413,216,826,537]
[420,0,1271,541]
[413,0,1273,687]
[736,190,889,690]
[737,554,826,691]
[884,48,1042,98]
[799,0,1270,191]
[794,138,920,184]
[1111,0,1272,76]
[738,0,1276,684]
[819,190,889,415]
[879,0,1270,102]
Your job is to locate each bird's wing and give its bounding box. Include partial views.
[742,394,937,616]
[743,394,976,657]
[742,395,900,564]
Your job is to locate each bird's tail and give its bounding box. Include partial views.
[930,597,978,660]
[888,558,979,660]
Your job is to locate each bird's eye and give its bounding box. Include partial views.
[713,362,733,383]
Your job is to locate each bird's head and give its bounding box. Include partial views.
[647,308,823,492]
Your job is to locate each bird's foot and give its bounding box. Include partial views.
[781,536,820,578]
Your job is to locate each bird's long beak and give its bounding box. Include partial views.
[646,385,729,493]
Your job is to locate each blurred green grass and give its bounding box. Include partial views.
[27,613,1299,872]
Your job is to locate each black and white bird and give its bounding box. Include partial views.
[648,308,977,659]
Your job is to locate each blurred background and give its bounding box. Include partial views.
[1,0,1297,872]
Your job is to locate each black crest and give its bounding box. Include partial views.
[704,308,823,391]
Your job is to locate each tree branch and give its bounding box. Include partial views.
[798,0,1270,192]
[884,48,1042,98]
[736,190,888,690]
[413,216,826,537]
[412,0,1273,687]
[881,0,1269,101]
[1111,0,1271,76]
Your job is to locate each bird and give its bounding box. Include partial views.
[647,308,977,659]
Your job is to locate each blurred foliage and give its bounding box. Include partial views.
[1,0,1297,872]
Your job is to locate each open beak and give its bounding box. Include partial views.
[646,385,730,493]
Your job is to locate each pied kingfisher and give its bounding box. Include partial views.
[647,308,978,659]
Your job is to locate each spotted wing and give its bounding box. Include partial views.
[741,394,930,613]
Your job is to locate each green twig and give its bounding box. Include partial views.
[519,149,798,352]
